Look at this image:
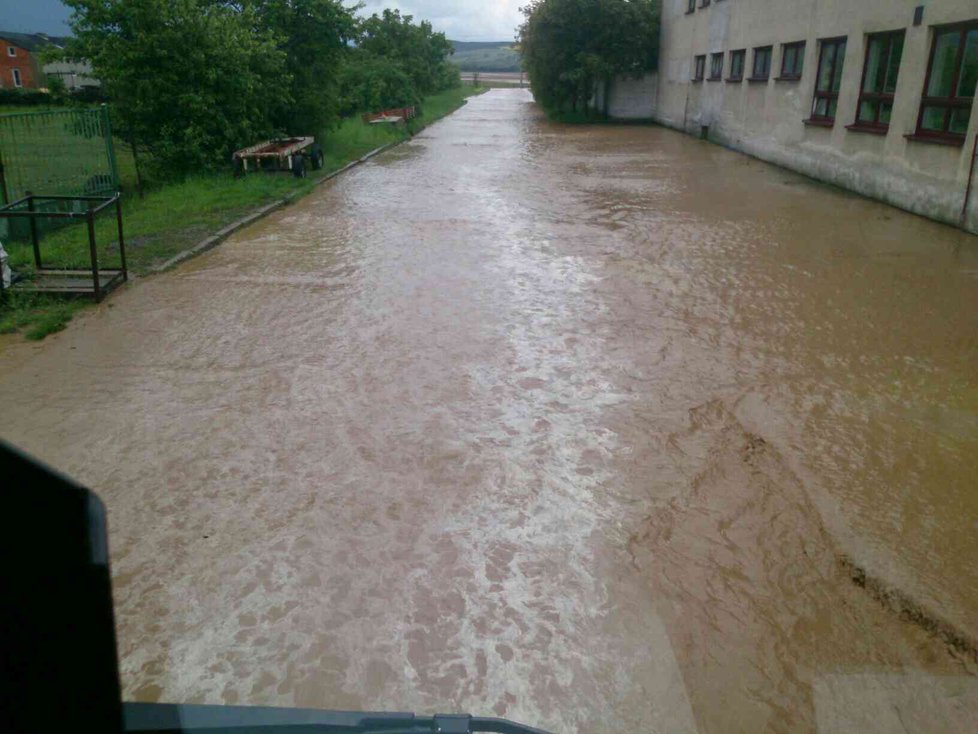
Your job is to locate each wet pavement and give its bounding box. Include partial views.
[1,89,977,733]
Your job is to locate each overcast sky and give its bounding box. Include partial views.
[0,1,522,41]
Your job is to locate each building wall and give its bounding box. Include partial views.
[0,40,42,89]
[595,75,660,120]
[638,0,978,232]
[43,60,99,91]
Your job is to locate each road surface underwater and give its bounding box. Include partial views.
[2,89,977,733]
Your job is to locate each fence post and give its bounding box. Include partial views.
[0,154,8,206]
[87,205,101,303]
[100,105,120,193]
[27,191,41,269]
[115,196,127,282]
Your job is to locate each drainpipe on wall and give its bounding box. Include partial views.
[962,133,978,231]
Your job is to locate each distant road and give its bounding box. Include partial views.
[461,71,526,87]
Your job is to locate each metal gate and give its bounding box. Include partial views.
[0,106,120,207]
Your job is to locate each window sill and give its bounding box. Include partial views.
[725,77,743,83]
[707,77,722,82]
[746,77,770,84]
[691,78,704,83]
[845,124,888,135]
[904,133,965,147]
[803,118,835,128]
[685,9,695,15]
[774,76,802,82]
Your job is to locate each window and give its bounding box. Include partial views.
[779,42,806,80]
[854,30,905,130]
[810,37,847,123]
[915,22,978,142]
[687,0,696,13]
[693,55,706,81]
[751,46,772,81]
[709,53,724,80]
[7,46,16,58]
[12,68,22,88]
[728,49,746,81]
[700,0,711,7]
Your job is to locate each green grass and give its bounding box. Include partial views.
[0,292,84,340]
[1,86,485,340]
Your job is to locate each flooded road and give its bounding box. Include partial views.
[1,89,977,732]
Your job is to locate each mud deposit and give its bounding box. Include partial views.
[1,90,976,732]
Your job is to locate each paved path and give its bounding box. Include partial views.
[2,89,976,733]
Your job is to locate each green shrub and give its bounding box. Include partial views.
[339,55,419,116]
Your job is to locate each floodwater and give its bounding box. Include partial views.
[1,89,977,733]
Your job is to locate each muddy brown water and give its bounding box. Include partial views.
[1,89,977,733]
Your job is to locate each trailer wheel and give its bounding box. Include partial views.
[292,154,306,179]
[310,145,324,171]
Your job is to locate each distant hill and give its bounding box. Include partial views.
[450,41,521,73]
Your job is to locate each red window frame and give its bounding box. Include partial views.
[750,46,772,81]
[693,54,706,81]
[853,30,905,131]
[727,50,746,82]
[778,41,806,80]
[914,21,978,143]
[810,37,847,123]
[709,52,723,81]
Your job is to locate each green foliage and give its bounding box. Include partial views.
[518,0,660,118]
[358,9,458,97]
[450,41,522,73]
[250,0,356,138]
[64,0,291,176]
[338,53,419,117]
[0,89,59,106]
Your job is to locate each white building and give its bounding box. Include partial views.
[598,1,978,232]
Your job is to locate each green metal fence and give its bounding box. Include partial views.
[0,106,119,206]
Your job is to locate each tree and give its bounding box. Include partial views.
[357,9,458,96]
[64,0,290,175]
[338,53,419,117]
[249,0,357,137]
[518,0,660,118]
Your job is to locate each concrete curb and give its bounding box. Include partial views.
[150,141,398,274]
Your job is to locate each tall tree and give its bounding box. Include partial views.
[64,0,290,174]
[358,9,458,96]
[518,0,660,117]
[249,0,357,136]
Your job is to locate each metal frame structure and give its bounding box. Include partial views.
[0,192,127,302]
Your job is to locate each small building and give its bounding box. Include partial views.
[0,32,99,92]
[600,1,978,233]
[0,32,46,90]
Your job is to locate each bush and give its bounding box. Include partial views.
[0,89,58,106]
[338,55,419,116]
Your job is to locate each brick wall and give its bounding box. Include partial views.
[0,40,41,89]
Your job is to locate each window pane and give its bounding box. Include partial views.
[927,30,961,97]
[828,98,838,118]
[858,99,879,123]
[814,97,828,117]
[920,105,947,131]
[880,102,893,125]
[884,34,904,94]
[831,41,847,92]
[950,106,972,134]
[863,38,885,93]
[818,44,836,91]
[957,29,978,98]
